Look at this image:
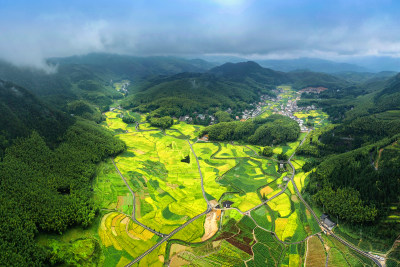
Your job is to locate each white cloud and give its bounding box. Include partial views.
[0,0,400,70]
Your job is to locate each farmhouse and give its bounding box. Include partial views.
[199,135,209,141]
[321,214,336,230]
[222,201,234,208]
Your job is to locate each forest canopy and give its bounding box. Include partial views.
[201,114,300,146]
[0,120,125,265]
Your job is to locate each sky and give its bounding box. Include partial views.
[1,0,400,69]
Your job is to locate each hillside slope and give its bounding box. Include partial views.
[122,61,348,119]
[0,54,213,110]
[0,80,73,155]
[0,79,125,266]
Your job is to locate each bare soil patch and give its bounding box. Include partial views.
[201,209,222,241]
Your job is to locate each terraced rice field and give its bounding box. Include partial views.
[95,110,318,264]
[36,84,382,266]
[294,109,329,128]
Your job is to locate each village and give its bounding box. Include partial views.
[179,88,320,130]
[111,83,323,132]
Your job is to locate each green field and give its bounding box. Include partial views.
[94,107,322,264]
[35,84,382,266]
[294,109,330,128]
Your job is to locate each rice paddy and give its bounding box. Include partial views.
[35,84,381,266]
[92,108,323,264]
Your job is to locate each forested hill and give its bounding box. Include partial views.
[48,53,214,78]
[374,73,400,112]
[0,79,126,265]
[209,61,289,84]
[0,80,73,156]
[287,70,350,90]
[0,54,214,110]
[121,62,288,118]
[297,71,400,248]
[122,61,349,120]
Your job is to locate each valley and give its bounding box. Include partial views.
[2,1,400,266]
[35,81,385,266]
[1,56,399,267]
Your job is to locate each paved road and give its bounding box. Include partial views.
[123,139,212,267]
[286,133,383,267]
[111,158,166,237]
[245,178,291,213]
[125,209,210,267]
[187,140,212,209]
[119,128,381,266]
[244,133,310,214]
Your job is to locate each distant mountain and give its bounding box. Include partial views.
[122,61,349,119]
[287,70,350,90]
[256,57,368,73]
[347,56,400,72]
[48,53,214,78]
[332,71,397,84]
[209,61,288,84]
[192,55,248,65]
[122,61,290,117]
[0,54,215,110]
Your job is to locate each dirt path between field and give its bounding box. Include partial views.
[375,148,384,170]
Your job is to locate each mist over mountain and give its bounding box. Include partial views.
[256,58,368,73]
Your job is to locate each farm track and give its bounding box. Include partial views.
[121,129,212,267]
[211,131,382,266]
[111,158,167,238]
[187,140,212,209]
[125,209,210,267]
[286,132,383,267]
[111,118,382,266]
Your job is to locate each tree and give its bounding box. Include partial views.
[260,146,273,157]
[122,115,135,124]
[215,110,233,122]
[149,116,174,129]
[277,153,288,161]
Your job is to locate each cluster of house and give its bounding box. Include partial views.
[240,95,272,120]
[179,113,216,124]
[109,105,122,112]
[110,79,130,95]
[118,82,129,95]
[274,97,316,132]
[298,86,328,94]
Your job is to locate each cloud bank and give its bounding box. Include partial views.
[0,0,399,69]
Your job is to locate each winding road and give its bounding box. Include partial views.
[121,138,212,267]
[113,124,382,266]
[187,140,212,209]
[111,158,167,237]
[125,209,210,267]
[286,133,383,267]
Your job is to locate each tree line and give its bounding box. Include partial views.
[0,119,125,265]
[200,114,300,146]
